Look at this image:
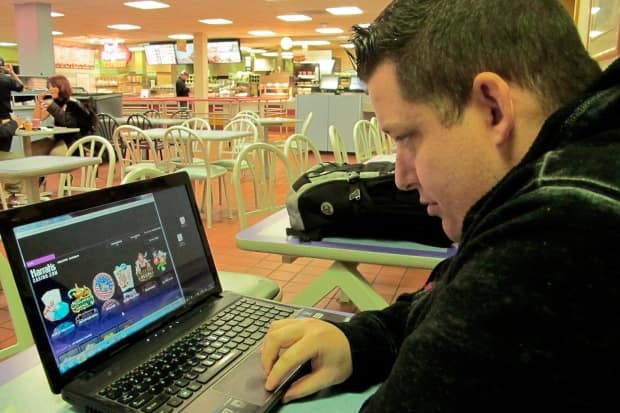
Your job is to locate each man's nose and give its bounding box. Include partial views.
[394,154,418,191]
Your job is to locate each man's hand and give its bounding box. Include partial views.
[261,318,353,403]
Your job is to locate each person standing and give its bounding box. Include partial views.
[261,0,620,411]
[175,70,190,109]
[0,56,24,127]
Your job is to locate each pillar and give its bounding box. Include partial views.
[14,3,54,76]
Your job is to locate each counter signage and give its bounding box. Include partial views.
[101,43,132,68]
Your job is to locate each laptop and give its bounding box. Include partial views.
[0,171,350,413]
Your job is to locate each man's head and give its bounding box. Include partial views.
[180,70,189,80]
[0,56,6,74]
[352,0,601,241]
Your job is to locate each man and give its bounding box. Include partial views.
[0,56,24,122]
[175,70,190,108]
[261,0,620,411]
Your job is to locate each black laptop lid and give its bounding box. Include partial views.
[0,172,223,393]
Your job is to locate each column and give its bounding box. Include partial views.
[14,3,54,76]
[192,33,209,118]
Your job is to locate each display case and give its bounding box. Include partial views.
[294,62,320,95]
[95,77,119,93]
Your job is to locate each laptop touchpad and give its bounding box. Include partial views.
[213,351,274,406]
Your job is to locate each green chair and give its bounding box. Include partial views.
[0,254,34,359]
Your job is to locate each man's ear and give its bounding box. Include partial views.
[471,72,514,147]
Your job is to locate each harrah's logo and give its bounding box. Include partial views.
[30,263,59,283]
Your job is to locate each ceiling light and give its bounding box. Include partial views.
[199,18,233,25]
[108,24,141,30]
[292,40,331,46]
[340,43,355,49]
[0,42,17,47]
[124,1,170,10]
[249,30,276,37]
[262,51,279,57]
[326,6,363,16]
[51,11,64,17]
[591,6,601,15]
[168,33,194,40]
[277,14,312,22]
[316,27,344,34]
[357,23,370,28]
[52,31,64,36]
[280,36,293,50]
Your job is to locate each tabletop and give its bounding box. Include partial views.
[115,117,187,127]
[237,209,455,268]
[257,117,303,125]
[144,128,253,142]
[14,126,81,156]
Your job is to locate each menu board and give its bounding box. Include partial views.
[207,39,242,64]
[54,45,96,69]
[144,44,177,65]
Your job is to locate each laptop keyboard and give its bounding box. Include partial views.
[98,298,295,412]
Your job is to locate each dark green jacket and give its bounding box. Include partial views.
[337,58,620,412]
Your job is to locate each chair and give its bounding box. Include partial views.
[0,254,34,359]
[143,109,161,119]
[119,169,282,302]
[126,113,153,130]
[353,119,382,163]
[95,112,119,144]
[120,165,166,184]
[232,142,295,229]
[112,125,165,179]
[370,116,394,154]
[57,135,117,197]
[283,133,322,177]
[300,111,313,136]
[233,110,260,121]
[328,125,350,164]
[213,118,259,171]
[164,126,230,228]
[170,109,193,119]
[181,117,211,131]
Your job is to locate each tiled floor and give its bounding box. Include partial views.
[0,139,432,354]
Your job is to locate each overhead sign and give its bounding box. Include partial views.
[101,42,132,68]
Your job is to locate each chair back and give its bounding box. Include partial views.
[233,110,260,121]
[163,126,201,169]
[353,119,381,163]
[95,112,119,142]
[283,133,322,176]
[328,125,349,164]
[126,113,153,130]
[300,111,313,136]
[58,135,117,197]
[143,109,161,119]
[182,117,211,131]
[232,142,295,229]
[219,118,259,161]
[121,165,166,184]
[112,125,163,177]
[0,254,34,359]
[370,116,394,154]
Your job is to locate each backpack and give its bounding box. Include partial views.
[285,161,453,247]
[70,97,99,137]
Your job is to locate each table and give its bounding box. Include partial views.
[15,126,81,156]
[236,209,456,311]
[144,128,252,142]
[0,155,101,203]
[257,117,303,142]
[115,116,187,127]
[0,346,376,412]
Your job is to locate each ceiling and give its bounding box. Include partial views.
[0,0,392,51]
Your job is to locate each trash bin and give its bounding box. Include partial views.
[74,93,123,117]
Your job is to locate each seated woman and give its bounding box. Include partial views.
[31,75,92,156]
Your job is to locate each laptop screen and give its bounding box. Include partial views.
[3,173,220,378]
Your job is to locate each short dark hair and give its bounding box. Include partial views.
[351,0,601,125]
[47,75,73,102]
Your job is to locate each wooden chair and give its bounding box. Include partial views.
[0,254,34,359]
[328,125,350,164]
[57,135,116,197]
[181,117,211,130]
[283,133,322,177]
[232,142,295,229]
[126,113,153,130]
[112,125,165,179]
[164,126,230,228]
[353,119,381,163]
